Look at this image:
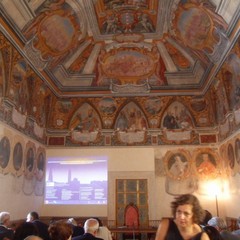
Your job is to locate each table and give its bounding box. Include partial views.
[109,227,157,240]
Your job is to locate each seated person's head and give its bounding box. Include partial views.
[24,236,43,240]
[207,217,227,231]
[26,212,39,222]
[200,210,212,226]
[67,218,77,226]
[84,218,99,235]
[92,217,103,227]
[48,220,73,240]
[0,211,11,227]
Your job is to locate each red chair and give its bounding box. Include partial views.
[123,202,141,240]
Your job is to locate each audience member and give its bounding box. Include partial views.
[232,217,240,236]
[208,217,240,240]
[67,218,84,238]
[72,218,103,240]
[13,222,39,240]
[24,236,43,240]
[203,226,223,240]
[155,194,210,240]
[200,210,213,227]
[0,212,14,240]
[26,212,50,240]
[92,218,112,240]
[48,220,73,240]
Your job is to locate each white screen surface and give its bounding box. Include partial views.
[44,156,108,205]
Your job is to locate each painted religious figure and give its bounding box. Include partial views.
[35,151,45,196]
[36,152,45,181]
[196,152,217,178]
[114,102,148,144]
[115,103,147,132]
[166,153,189,180]
[227,143,235,169]
[162,102,193,130]
[0,136,10,169]
[71,104,101,133]
[13,142,23,171]
[222,53,240,110]
[25,147,35,180]
[165,150,196,195]
[235,138,240,165]
[70,103,101,144]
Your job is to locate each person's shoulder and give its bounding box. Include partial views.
[98,226,110,232]
[159,217,171,228]
[221,230,240,240]
[73,233,98,240]
[161,217,171,224]
[155,218,171,240]
[95,237,104,240]
[193,223,202,232]
[0,227,13,233]
[0,227,14,238]
[72,235,84,240]
[199,231,210,240]
[34,220,48,225]
[72,236,81,240]
[232,229,240,235]
[0,225,6,231]
[73,225,84,235]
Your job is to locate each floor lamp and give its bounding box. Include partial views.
[215,194,219,216]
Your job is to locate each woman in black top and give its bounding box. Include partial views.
[155,194,210,240]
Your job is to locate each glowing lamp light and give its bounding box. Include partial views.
[200,178,230,217]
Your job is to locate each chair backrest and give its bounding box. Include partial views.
[124,202,140,228]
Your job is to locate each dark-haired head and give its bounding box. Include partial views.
[171,194,205,224]
[30,212,39,220]
[203,225,223,240]
[200,210,213,226]
[48,220,73,240]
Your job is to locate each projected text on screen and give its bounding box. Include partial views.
[45,157,108,205]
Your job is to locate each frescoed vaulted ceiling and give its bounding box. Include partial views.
[1,0,238,96]
[0,0,239,146]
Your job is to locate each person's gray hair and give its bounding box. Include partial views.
[0,212,10,225]
[84,218,99,234]
[208,217,227,230]
[237,217,240,226]
[24,236,43,240]
[67,218,77,226]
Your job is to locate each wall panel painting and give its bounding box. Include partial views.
[0,136,10,170]
[164,149,196,195]
[23,142,36,195]
[195,151,218,179]
[0,52,4,97]
[235,138,240,166]
[13,142,23,172]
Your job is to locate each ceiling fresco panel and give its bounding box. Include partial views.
[0,0,239,147]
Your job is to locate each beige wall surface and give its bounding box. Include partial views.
[1,122,240,222]
[0,123,45,220]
